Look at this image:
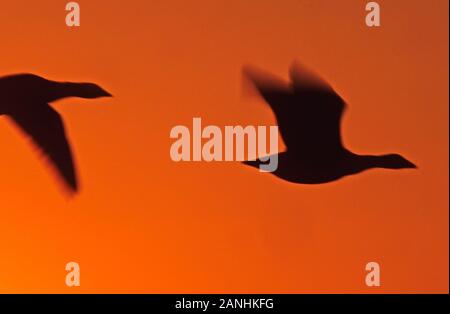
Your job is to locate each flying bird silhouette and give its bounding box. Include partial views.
[242,62,417,184]
[0,73,111,193]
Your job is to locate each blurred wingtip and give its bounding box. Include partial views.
[56,169,80,197]
[241,64,291,97]
[289,59,333,92]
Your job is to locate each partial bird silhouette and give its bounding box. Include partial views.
[242,62,417,184]
[0,73,111,193]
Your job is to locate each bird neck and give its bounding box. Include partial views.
[41,82,82,102]
[357,154,395,170]
[59,82,87,98]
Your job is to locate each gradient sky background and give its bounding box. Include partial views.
[0,0,448,293]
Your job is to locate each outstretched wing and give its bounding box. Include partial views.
[7,104,78,192]
[244,62,346,158]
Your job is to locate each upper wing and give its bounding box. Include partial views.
[244,63,346,158]
[7,104,78,192]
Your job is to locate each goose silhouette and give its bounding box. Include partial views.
[0,73,111,193]
[242,62,417,184]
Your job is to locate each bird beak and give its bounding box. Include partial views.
[101,89,113,97]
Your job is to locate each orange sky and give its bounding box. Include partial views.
[0,0,448,293]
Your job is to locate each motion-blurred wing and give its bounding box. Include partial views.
[244,62,346,158]
[8,104,78,192]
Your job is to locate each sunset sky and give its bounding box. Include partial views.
[0,0,448,293]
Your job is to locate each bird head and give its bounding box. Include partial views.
[381,154,417,169]
[77,83,112,98]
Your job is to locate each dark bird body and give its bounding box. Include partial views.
[0,73,111,193]
[243,62,416,184]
